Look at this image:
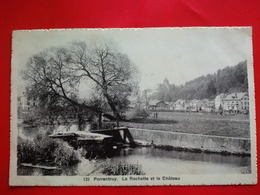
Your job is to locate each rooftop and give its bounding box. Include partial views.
[224,93,248,100]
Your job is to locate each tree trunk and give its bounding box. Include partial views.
[102,89,122,126]
[116,113,120,127]
[98,113,102,129]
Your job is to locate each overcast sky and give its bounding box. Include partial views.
[12,27,252,93]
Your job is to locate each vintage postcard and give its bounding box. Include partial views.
[10,27,257,186]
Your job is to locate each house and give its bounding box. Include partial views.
[148,100,169,110]
[17,90,31,118]
[215,94,227,111]
[188,99,203,112]
[148,100,158,110]
[17,90,38,119]
[173,99,187,111]
[156,101,169,110]
[165,101,175,110]
[201,100,215,112]
[223,92,249,113]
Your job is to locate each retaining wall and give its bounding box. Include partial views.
[129,128,250,155]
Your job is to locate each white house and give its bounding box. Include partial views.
[173,99,187,111]
[215,93,227,111]
[223,92,249,113]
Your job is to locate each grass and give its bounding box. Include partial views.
[101,161,145,175]
[121,111,250,138]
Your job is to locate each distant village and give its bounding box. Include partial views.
[18,89,250,120]
[132,92,249,114]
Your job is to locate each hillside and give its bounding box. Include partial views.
[152,60,248,102]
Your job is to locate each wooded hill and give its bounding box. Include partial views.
[152,60,248,102]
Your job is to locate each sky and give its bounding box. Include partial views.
[12,27,252,94]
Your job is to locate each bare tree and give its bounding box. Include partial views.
[23,40,139,127]
[69,41,139,126]
[23,47,102,124]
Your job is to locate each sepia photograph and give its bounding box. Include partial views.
[10,27,256,186]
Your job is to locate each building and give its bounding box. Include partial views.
[156,101,169,110]
[201,99,215,112]
[223,92,249,113]
[17,91,38,119]
[148,100,169,110]
[165,101,174,110]
[188,100,203,112]
[215,94,227,111]
[173,99,187,111]
[186,99,214,112]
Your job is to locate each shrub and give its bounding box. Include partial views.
[53,141,81,166]
[17,133,82,167]
[17,137,37,164]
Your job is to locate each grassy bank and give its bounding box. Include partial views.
[121,111,250,138]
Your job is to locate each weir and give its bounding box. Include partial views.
[90,127,136,147]
[49,126,136,148]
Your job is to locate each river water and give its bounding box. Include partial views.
[109,147,250,175]
[17,125,251,176]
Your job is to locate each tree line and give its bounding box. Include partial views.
[152,60,248,102]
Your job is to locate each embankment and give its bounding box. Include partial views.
[129,128,250,155]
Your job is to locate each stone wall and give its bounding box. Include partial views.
[129,128,250,155]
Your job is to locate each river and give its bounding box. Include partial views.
[17,125,251,176]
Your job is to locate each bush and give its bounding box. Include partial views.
[17,132,82,167]
[17,137,37,164]
[133,108,150,119]
[101,161,145,175]
[53,141,81,166]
